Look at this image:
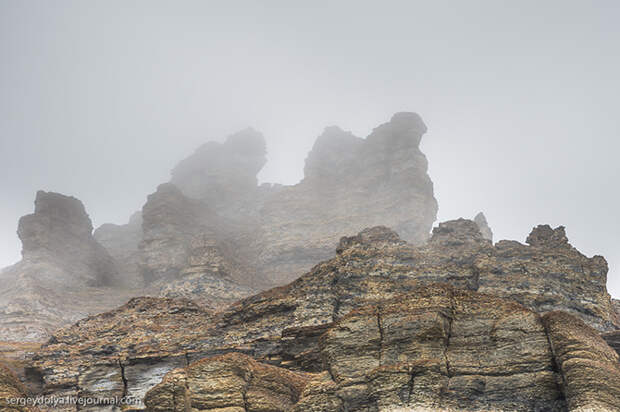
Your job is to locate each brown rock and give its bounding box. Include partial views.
[543,311,620,411]
[27,222,619,408]
[144,353,309,412]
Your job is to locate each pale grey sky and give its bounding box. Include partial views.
[1,1,619,296]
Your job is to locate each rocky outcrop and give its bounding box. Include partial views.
[141,285,619,412]
[258,112,437,285]
[170,128,267,217]
[473,211,493,242]
[26,222,618,410]
[138,183,258,304]
[298,285,566,412]
[0,191,132,341]
[17,191,118,286]
[94,211,143,288]
[0,114,439,340]
[543,311,620,411]
[0,362,37,411]
[137,112,438,293]
[144,353,309,412]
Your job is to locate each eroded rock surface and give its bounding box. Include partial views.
[473,212,493,242]
[0,362,37,411]
[543,311,620,411]
[137,112,438,292]
[0,113,439,340]
[94,211,143,288]
[141,285,619,412]
[0,192,132,341]
[27,223,618,410]
[144,353,309,412]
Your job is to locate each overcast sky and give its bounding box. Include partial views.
[1,1,619,297]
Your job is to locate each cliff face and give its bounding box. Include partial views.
[0,192,132,341]
[135,112,438,292]
[26,223,618,410]
[170,128,268,216]
[0,113,438,341]
[17,191,118,287]
[0,362,36,412]
[258,112,437,285]
[93,211,143,288]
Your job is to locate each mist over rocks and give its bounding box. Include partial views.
[0,113,440,341]
[473,211,493,242]
[17,191,118,287]
[1,111,619,411]
[27,223,619,411]
[135,112,438,292]
[0,191,133,341]
[170,127,268,216]
[93,211,143,288]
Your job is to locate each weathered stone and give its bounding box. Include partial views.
[257,113,437,285]
[314,285,567,411]
[0,362,37,411]
[170,128,267,216]
[143,285,620,411]
[144,353,309,412]
[137,113,438,292]
[138,183,258,303]
[0,191,131,341]
[473,211,493,242]
[26,222,618,409]
[94,211,143,288]
[543,311,620,411]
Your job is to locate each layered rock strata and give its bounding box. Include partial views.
[0,362,37,411]
[144,353,309,412]
[0,113,439,340]
[26,222,618,410]
[143,292,619,412]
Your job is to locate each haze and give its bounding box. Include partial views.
[1,1,618,297]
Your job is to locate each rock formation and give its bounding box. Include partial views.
[144,353,309,412]
[257,112,437,285]
[0,362,36,411]
[93,211,143,288]
[1,112,618,411]
[135,112,438,293]
[0,113,439,340]
[170,128,268,217]
[24,222,619,410]
[473,211,493,242]
[0,191,133,341]
[138,183,257,305]
[16,191,118,287]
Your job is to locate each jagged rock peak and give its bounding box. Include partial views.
[430,218,488,246]
[170,128,267,203]
[526,224,570,248]
[366,111,427,146]
[17,190,93,254]
[303,126,362,179]
[16,190,118,286]
[474,211,493,242]
[336,226,404,253]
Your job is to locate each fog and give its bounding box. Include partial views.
[1,1,618,297]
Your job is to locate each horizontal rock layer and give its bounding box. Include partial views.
[142,285,620,411]
[26,223,618,410]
